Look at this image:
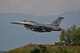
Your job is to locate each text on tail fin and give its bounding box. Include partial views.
[51,17,64,26]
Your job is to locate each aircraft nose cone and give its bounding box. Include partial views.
[10,22,15,24]
[10,22,20,24]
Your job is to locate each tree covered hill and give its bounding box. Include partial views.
[4,44,80,53]
[2,25,80,53]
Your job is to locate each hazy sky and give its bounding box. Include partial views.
[0,0,80,16]
[0,0,80,51]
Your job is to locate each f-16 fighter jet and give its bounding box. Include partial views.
[11,17,64,32]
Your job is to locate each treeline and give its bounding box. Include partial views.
[6,44,80,53]
[55,25,80,46]
[5,25,80,53]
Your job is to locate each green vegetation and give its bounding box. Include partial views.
[2,25,80,53]
[60,25,80,46]
[31,48,40,53]
[5,44,80,53]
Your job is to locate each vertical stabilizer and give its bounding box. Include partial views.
[51,17,64,26]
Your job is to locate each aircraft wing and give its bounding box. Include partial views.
[11,21,45,27]
[11,21,34,25]
[11,20,51,31]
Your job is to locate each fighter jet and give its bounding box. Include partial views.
[10,17,64,32]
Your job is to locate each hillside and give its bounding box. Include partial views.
[4,44,80,53]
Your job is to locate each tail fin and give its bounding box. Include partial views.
[51,17,64,26]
